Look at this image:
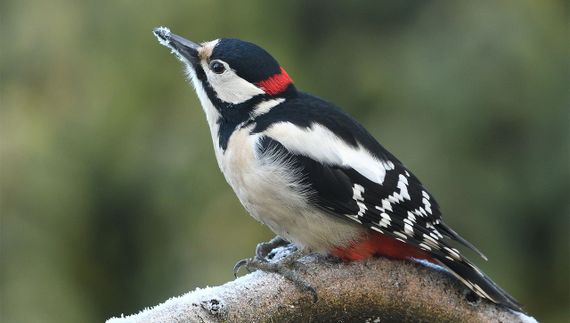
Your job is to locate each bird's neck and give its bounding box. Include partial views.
[186,63,297,152]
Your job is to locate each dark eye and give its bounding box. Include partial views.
[210,60,226,74]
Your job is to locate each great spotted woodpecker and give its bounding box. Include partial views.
[153,27,522,312]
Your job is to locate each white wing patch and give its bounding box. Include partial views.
[352,184,368,218]
[409,190,433,218]
[374,171,411,214]
[265,122,391,185]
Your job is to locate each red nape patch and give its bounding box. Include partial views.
[256,67,293,95]
[331,232,436,264]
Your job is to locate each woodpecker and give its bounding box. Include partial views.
[153,27,522,312]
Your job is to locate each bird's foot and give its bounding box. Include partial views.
[233,238,317,302]
[255,236,292,260]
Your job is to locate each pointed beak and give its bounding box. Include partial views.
[153,27,200,64]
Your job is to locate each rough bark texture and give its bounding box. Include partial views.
[107,254,536,323]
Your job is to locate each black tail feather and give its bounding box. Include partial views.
[434,254,524,313]
[438,223,488,261]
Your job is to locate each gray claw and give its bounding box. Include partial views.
[233,258,249,278]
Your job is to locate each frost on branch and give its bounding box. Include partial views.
[107,254,536,323]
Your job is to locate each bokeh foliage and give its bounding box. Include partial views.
[1,1,568,322]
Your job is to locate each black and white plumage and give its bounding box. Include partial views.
[153,27,523,312]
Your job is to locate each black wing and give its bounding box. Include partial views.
[256,135,522,312]
[252,92,483,256]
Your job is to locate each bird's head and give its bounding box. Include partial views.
[154,27,296,121]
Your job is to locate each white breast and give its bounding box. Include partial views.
[218,126,363,252]
[181,54,362,251]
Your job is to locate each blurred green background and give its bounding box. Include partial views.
[1,0,568,322]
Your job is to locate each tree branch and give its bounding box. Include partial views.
[107,254,536,322]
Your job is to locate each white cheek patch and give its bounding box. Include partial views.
[202,61,265,104]
[264,122,389,185]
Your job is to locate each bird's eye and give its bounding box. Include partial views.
[209,60,226,74]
